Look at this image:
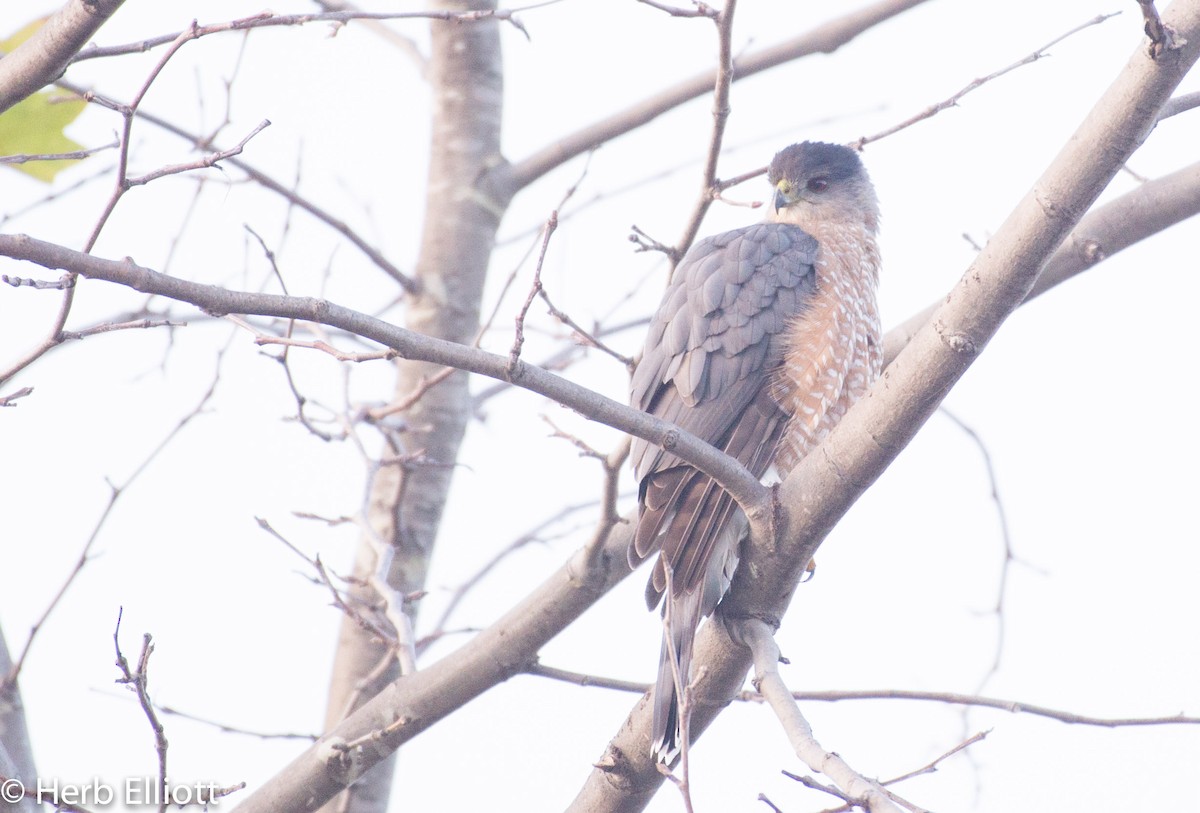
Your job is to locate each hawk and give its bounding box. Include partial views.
[629,141,882,760]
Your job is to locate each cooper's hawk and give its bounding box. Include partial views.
[629,141,882,760]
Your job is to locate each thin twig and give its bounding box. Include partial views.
[255,517,397,649]
[241,329,400,363]
[70,7,537,64]
[503,0,933,192]
[537,285,635,368]
[0,386,34,407]
[1,273,74,289]
[582,435,631,566]
[55,78,418,293]
[775,689,1200,728]
[937,407,1015,694]
[154,703,318,741]
[635,0,719,19]
[126,119,271,186]
[421,498,603,650]
[800,732,987,813]
[368,367,456,421]
[508,211,559,373]
[526,662,650,694]
[882,730,989,786]
[0,139,119,165]
[670,0,740,263]
[112,610,170,813]
[60,317,185,340]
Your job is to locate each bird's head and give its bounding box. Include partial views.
[767,141,879,233]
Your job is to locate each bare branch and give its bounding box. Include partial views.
[528,665,1200,730]
[126,119,271,186]
[0,139,119,165]
[1160,89,1200,118]
[255,517,399,650]
[59,317,185,341]
[0,234,771,523]
[421,499,602,651]
[670,0,740,261]
[112,611,169,812]
[68,7,539,64]
[508,211,559,373]
[636,0,718,19]
[781,688,1200,728]
[739,619,906,813]
[1,273,74,290]
[789,732,986,813]
[155,704,317,742]
[500,0,932,194]
[853,12,1120,149]
[938,408,1015,692]
[525,662,649,694]
[0,386,34,407]
[880,731,989,787]
[53,78,419,294]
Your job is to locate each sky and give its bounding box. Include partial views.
[1,1,1199,812]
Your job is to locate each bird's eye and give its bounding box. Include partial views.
[806,178,829,192]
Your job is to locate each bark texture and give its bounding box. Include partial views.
[317,3,505,812]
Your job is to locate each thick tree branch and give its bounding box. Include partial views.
[227,518,636,813]
[0,0,126,114]
[0,233,768,517]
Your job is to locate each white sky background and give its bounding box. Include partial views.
[1,1,1199,811]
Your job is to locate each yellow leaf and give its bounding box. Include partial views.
[0,91,88,183]
[1,18,91,183]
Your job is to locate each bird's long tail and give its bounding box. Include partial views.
[652,589,704,762]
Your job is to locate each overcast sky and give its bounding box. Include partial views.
[2,2,1198,811]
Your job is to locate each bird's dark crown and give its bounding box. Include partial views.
[768,141,863,186]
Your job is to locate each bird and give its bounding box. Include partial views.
[628,141,882,761]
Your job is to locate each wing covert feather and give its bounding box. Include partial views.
[629,222,819,486]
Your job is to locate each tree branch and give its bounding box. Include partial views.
[52,78,419,294]
[0,233,768,517]
[739,620,905,813]
[498,0,932,195]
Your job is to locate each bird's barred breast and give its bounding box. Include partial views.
[770,222,882,477]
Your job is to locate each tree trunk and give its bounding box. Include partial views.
[317,3,505,812]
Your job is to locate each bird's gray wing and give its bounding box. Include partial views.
[629,221,819,601]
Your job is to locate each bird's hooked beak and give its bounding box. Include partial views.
[773,180,792,213]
